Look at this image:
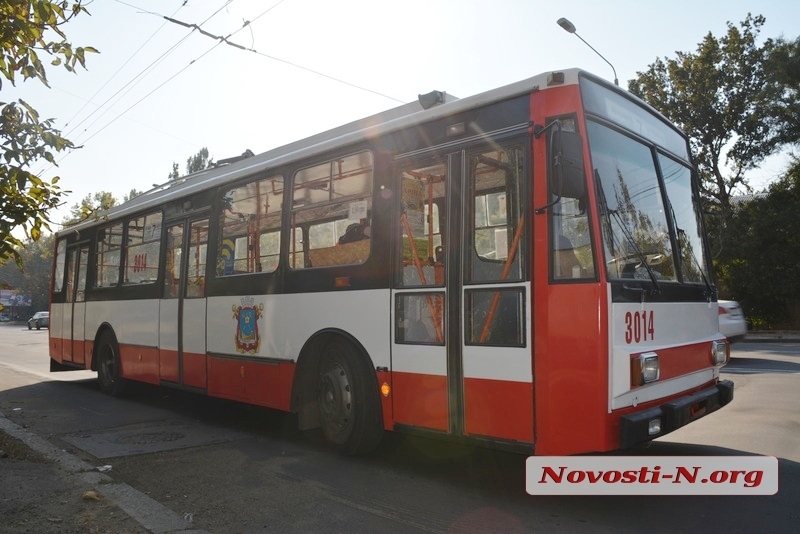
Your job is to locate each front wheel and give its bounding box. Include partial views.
[317,339,383,455]
[35,322,41,330]
[28,323,32,330]
[96,330,127,396]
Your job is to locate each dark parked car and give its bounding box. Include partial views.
[28,311,49,330]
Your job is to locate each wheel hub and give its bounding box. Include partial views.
[319,363,352,433]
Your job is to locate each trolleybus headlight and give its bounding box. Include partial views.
[648,418,662,436]
[711,340,730,365]
[631,352,660,386]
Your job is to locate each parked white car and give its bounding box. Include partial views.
[718,300,747,343]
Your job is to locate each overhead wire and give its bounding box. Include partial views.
[61,2,191,139]
[35,0,217,176]
[66,0,234,146]
[41,0,406,178]
[160,0,405,104]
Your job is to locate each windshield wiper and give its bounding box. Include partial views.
[677,227,716,301]
[664,197,715,301]
[594,170,660,297]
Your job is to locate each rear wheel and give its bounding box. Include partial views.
[35,322,41,330]
[96,330,127,396]
[317,339,383,454]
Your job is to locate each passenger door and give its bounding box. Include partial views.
[62,245,88,365]
[390,142,533,442]
[159,217,209,388]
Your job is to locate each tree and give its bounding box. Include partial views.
[715,159,800,328]
[764,35,800,147]
[18,233,53,312]
[168,162,180,181]
[0,233,53,314]
[186,147,213,174]
[169,147,214,180]
[628,14,789,215]
[123,188,143,202]
[0,1,96,266]
[61,191,117,227]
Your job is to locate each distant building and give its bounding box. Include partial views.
[0,289,32,320]
[730,192,767,209]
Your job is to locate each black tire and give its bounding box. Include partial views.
[317,338,383,455]
[35,322,41,330]
[96,330,127,396]
[28,323,32,330]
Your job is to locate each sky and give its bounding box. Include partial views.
[7,0,800,231]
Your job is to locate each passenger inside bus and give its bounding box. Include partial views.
[338,221,370,244]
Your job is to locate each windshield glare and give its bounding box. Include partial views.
[588,121,683,282]
[658,154,708,283]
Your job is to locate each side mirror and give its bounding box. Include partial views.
[551,129,586,199]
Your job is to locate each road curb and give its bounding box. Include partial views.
[744,332,800,343]
[0,411,207,534]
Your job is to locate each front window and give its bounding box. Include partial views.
[589,121,676,281]
[588,120,710,284]
[659,154,708,283]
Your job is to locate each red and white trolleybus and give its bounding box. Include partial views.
[49,69,733,455]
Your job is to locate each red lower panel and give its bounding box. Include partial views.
[49,336,64,362]
[49,336,91,368]
[207,357,294,411]
[63,335,74,362]
[464,377,534,443]
[85,341,94,369]
[70,339,86,365]
[119,345,160,385]
[159,349,179,382]
[391,372,448,431]
[182,352,207,389]
[158,350,207,388]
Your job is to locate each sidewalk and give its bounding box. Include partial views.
[0,412,204,533]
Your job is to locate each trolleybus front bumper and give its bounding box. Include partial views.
[619,379,734,449]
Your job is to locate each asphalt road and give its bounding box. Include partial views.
[1,324,799,533]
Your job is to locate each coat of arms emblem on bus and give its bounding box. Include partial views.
[232,297,264,354]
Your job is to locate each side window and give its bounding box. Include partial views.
[75,247,88,302]
[549,123,595,281]
[164,224,183,299]
[95,223,123,288]
[65,248,75,304]
[465,145,526,347]
[186,220,209,298]
[395,159,447,345]
[217,175,283,276]
[53,239,67,293]
[468,146,525,283]
[124,211,162,284]
[290,151,372,269]
[551,197,595,280]
[398,161,446,287]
